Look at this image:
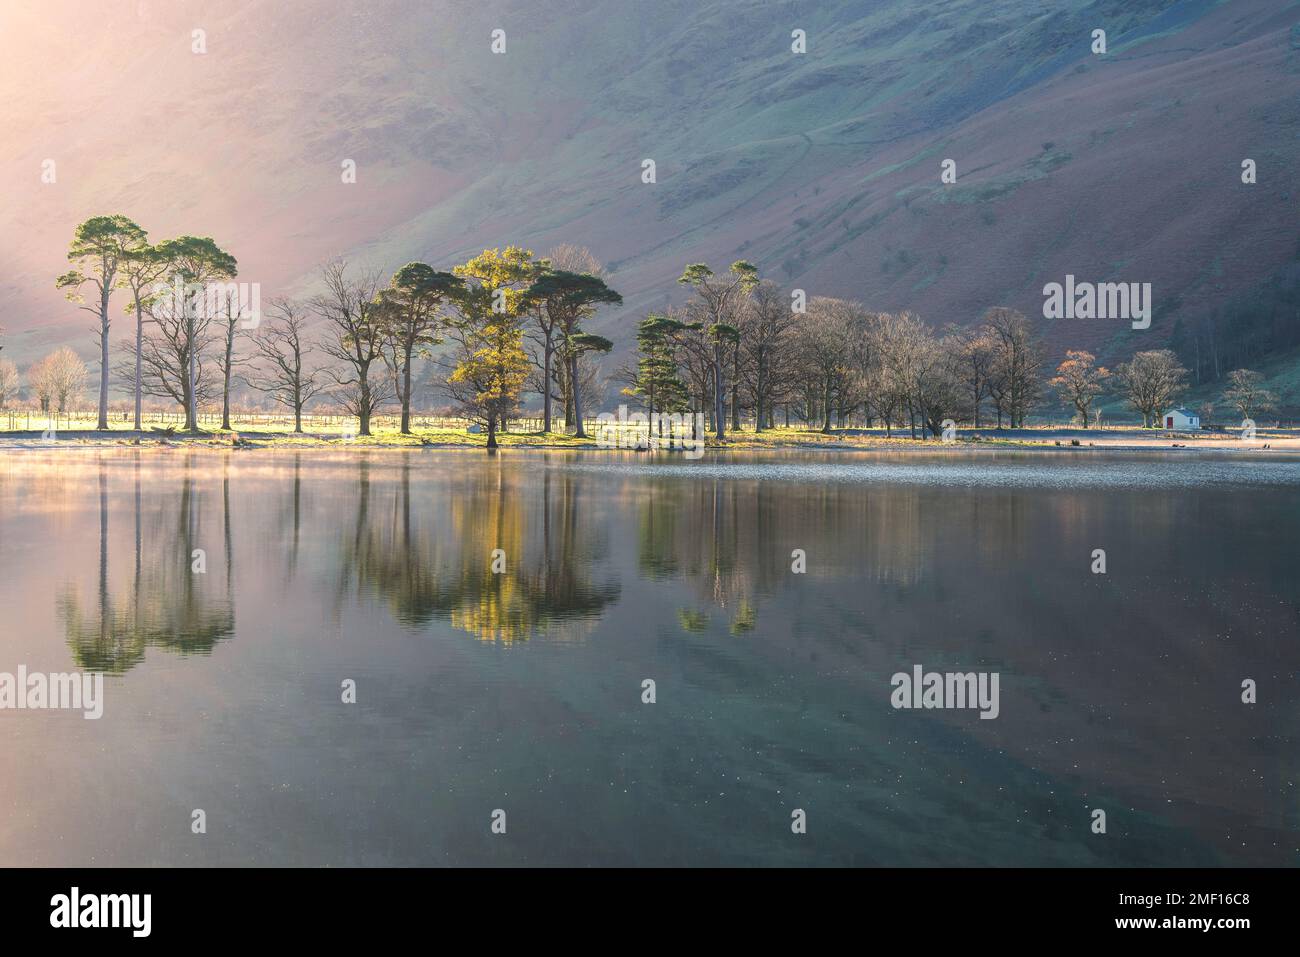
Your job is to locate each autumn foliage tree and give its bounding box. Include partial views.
[1050,350,1110,427]
[446,247,537,450]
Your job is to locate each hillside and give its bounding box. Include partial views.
[1,0,1297,379]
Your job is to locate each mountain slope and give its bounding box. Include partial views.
[1,0,1296,375]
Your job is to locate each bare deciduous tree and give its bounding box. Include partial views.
[679,261,759,439]
[948,324,996,428]
[0,359,19,410]
[983,307,1042,428]
[120,281,220,424]
[1222,368,1276,421]
[49,347,88,413]
[244,299,328,433]
[28,355,57,413]
[740,281,797,432]
[27,348,87,414]
[798,297,860,433]
[1115,349,1188,428]
[214,288,252,430]
[314,261,392,436]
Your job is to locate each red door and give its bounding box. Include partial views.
[1166,416,1173,428]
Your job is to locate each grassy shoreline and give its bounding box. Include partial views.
[2,425,1297,454]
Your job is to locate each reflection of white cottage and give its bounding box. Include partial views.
[1162,407,1199,430]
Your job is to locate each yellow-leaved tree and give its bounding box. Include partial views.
[446,247,538,450]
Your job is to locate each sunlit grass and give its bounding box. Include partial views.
[2,412,1294,451]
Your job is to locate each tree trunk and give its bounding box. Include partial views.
[185,318,198,432]
[730,340,741,432]
[542,342,553,433]
[359,372,372,436]
[486,414,499,450]
[98,287,110,430]
[400,343,413,434]
[134,303,144,431]
[561,360,574,428]
[712,344,726,440]
[570,355,587,438]
[222,334,233,431]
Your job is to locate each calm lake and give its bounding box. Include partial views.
[1,448,1297,866]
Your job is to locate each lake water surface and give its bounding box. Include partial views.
[1,448,1297,866]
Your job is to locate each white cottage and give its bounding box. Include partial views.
[1162,407,1200,430]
